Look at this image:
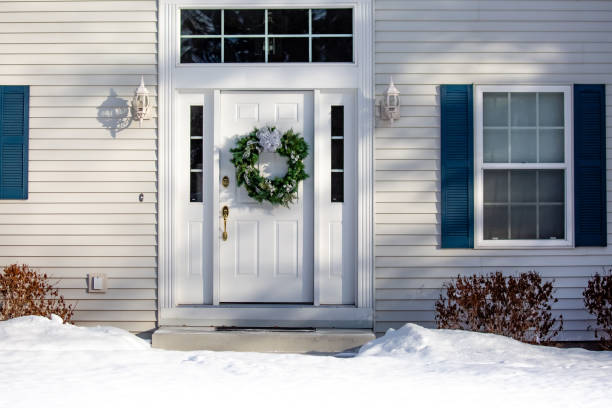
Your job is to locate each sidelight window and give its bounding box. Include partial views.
[190,105,203,202]
[331,105,344,202]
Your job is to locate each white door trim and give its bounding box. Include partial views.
[158,0,374,325]
[212,90,221,305]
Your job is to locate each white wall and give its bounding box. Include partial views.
[374,0,612,340]
[0,0,158,332]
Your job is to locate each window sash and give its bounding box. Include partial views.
[483,91,565,165]
[483,169,566,240]
[474,85,574,248]
[179,8,354,63]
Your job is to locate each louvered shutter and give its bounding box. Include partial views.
[574,84,606,246]
[441,85,474,248]
[0,86,29,200]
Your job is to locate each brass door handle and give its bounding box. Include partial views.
[222,206,229,241]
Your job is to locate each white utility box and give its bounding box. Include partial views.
[88,273,107,293]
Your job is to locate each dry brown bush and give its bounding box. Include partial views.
[583,272,612,350]
[435,271,563,344]
[0,264,74,323]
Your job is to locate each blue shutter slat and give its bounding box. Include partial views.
[0,85,29,200]
[574,84,606,246]
[441,84,473,248]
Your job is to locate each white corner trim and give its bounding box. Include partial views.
[157,0,374,319]
[159,0,175,309]
[356,0,374,308]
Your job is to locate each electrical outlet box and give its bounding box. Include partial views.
[88,273,107,293]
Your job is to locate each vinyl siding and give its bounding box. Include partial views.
[0,0,157,332]
[374,0,612,340]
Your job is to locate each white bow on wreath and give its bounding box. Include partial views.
[256,126,282,152]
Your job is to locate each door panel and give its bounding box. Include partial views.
[236,221,258,276]
[219,92,314,303]
[275,221,298,277]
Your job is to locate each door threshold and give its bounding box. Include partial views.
[217,303,314,307]
[178,304,356,308]
[215,327,315,332]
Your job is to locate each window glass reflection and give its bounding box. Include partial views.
[224,38,265,63]
[312,9,352,34]
[181,9,221,35]
[268,9,308,34]
[181,39,221,63]
[312,37,353,62]
[268,38,309,63]
[225,10,265,35]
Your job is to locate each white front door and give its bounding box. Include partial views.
[218,92,314,303]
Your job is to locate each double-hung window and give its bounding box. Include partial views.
[474,86,573,247]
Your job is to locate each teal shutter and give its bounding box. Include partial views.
[574,84,606,246]
[0,86,29,200]
[441,85,473,248]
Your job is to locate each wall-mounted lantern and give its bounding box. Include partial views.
[378,77,401,124]
[132,76,152,127]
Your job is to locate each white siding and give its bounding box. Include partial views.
[0,0,157,333]
[374,0,612,340]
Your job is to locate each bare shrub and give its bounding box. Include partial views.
[0,264,74,323]
[583,272,612,350]
[435,271,563,344]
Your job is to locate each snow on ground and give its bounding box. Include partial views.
[0,316,610,408]
[0,315,149,351]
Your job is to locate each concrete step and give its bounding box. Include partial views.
[152,327,375,354]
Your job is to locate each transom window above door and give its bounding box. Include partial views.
[180,8,353,63]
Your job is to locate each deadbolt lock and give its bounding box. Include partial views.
[222,176,230,188]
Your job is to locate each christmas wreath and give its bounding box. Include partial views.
[230,126,309,207]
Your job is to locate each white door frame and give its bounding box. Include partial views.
[157,0,374,327]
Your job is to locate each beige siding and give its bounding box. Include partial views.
[374,0,612,340]
[0,0,157,333]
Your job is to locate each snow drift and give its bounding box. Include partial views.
[359,322,528,359]
[359,323,610,373]
[0,314,149,351]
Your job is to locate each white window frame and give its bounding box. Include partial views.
[177,7,355,65]
[474,85,574,248]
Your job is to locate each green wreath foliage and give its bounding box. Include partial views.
[230,127,309,207]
